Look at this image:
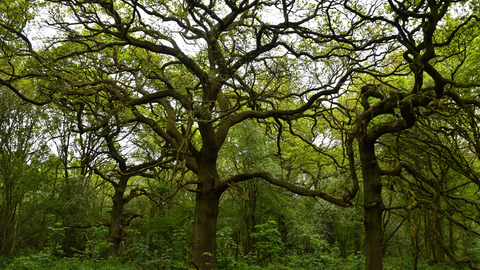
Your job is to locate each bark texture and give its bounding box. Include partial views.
[358,138,385,270]
[192,190,221,269]
[106,175,128,258]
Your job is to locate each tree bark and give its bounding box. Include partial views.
[359,138,385,270]
[192,189,221,270]
[189,116,226,270]
[106,176,128,258]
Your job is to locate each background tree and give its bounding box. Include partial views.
[273,1,480,269]
[0,88,50,254]
[328,2,480,269]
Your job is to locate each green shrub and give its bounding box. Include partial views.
[251,220,283,256]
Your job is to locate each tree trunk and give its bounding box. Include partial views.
[106,177,127,258]
[1,180,14,255]
[10,197,21,253]
[432,193,445,266]
[191,148,223,270]
[359,139,385,270]
[448,218,454,255]
[192,189,221,270]
[424,212,432,261]
[243,182,257,255]
[434,216,446,265]
[106,192,125,257]
[412,216,419,270]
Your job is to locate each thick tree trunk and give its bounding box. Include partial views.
[192,189,221,270]
[364,203,384,270]
[106,178,127,258]
[106,192,125,257]
[359,139,385,270]
[191,145,223,270]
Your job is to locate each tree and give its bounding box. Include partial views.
[320,2,480,269]
[1,0,480,269]
[270,1,480,269]
[0,88,47,254]
[90,124,174,257]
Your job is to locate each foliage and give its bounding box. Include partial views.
[71,226,113,260]
[216,226,240,269]
[2,0,480,269]
[5,256,137,270]
[250,220,283,256]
